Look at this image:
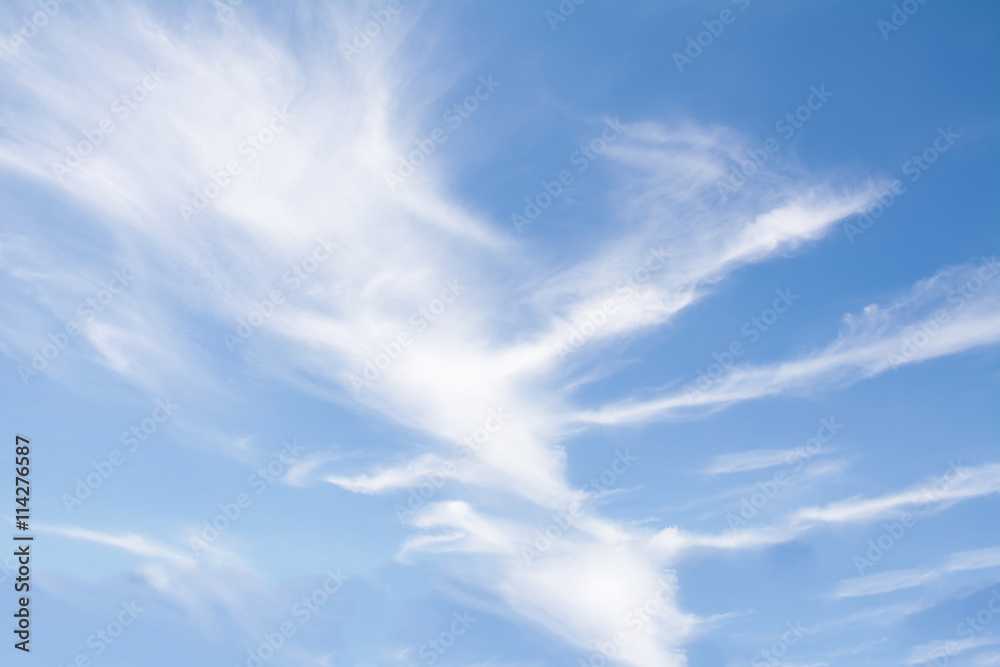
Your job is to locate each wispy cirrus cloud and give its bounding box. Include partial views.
[905,636,1000,665]
[37,523,194,564]
[833,545,1000,598]
[574,258,1000,426]
[701,447,815,474]
[651,463,1000,559]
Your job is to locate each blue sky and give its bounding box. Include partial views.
[1,0,998,665]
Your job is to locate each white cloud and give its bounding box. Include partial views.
[650,463,1000,560]
[974,651,1000,666]
[831,544,1000,598]
[790,462,999,526]
[326,452,451,493]
[833,568,941,598]
[948,546,1000,572]
[575,258,1000,426]
[37,522,194,564]
[905,636,1000,665]
[702,447,812,474]
[279,448,344,487]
